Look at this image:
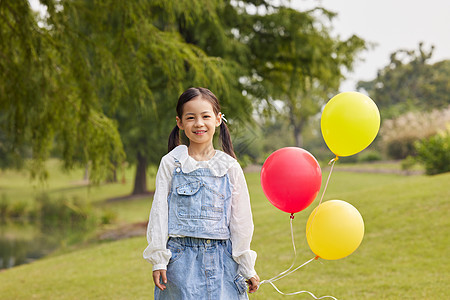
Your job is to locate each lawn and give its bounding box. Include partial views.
[0,163,449,299]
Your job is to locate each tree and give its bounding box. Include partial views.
[357,42,450,119]
[0,0,124,181]
[241,6,366,147]
[45,0,256,194]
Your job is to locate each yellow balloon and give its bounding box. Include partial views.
[321,92,380,157]
[306,200,364,260]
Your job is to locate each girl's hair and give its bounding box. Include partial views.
[168,87,236,159]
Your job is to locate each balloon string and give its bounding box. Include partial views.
[260,217,298,284]
[260,218,338,299]
[307,157,337,235]
[264,281,338,299]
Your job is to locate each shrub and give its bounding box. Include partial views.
[380,106,450,159]
[9,201,28,220]
[0,194,9,220]
[35,193,97,230]
[101,209,118,225]
[401,156,417,172]
[357,150,383,163]
[0,195,28,221]
[414,129,450,175]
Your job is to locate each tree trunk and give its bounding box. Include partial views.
[83,163,89,181]
[288,102,304,148]
[293,123,303,148]
[132,151,148,195]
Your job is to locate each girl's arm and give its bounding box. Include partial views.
[143,156,173,272]
[228,162,258,280]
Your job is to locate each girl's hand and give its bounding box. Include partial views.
[246,274,260,293]
[153,270,167,291]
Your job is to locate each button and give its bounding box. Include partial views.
[206,240,211,244]
[176,167,181,173]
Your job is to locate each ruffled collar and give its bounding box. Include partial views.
[168,145,237,177]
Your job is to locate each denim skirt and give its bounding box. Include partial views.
[154,237,248,300]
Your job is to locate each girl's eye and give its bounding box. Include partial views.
[203,115,211,119]
[186,116,194,120]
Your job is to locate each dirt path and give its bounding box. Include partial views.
[98,221,148,241]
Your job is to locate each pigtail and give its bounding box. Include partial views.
[219,122,236,159]
[168,125,181,152]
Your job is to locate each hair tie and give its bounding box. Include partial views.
[220,112,228,123]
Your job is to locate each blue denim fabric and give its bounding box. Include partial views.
[157,160,248,299]
[155,237,248,300]
[168,160,232,239]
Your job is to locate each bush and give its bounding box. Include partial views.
[401,156,417,172]
[35,193,97,230]
[100,209,118,225]
[414,129,450,175]
[0,194,9,220]
[0,194,28,221]
[386,138,416,159]
[380,106,450,159]
[9,201,28,219]
[357,150,383,163]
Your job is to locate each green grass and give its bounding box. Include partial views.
[332,160,425,172]
[0,159,155,223]
[0,163,449,299]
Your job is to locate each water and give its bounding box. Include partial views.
[0,223,62,269]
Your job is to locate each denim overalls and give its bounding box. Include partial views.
[155,159,248,300]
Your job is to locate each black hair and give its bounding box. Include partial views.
[168,87,236,159]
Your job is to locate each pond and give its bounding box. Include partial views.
[0,223,72,269]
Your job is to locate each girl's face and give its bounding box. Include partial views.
[176,96,221,148]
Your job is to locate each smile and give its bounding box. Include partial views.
[194,130,207,135]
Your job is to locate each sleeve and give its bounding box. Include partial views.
[143,156,173,271]
[228,162,258,279]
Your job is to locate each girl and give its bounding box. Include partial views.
[143,87,259,299]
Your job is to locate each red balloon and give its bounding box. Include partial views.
[261,147,322,214]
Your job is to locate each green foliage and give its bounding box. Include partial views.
[357,150,383,163]
[100,209,118,225]
[2,1,367,192]
[380,107,450,159]
[0,1,125,182]
[358,43,450,119]
[401,156,417,172]
[414,129,450,175]
[0,194,9,220]
[47,0,255,192]
[0,194,29,221]
[35,193,97,230]
[0,190,105,228]
[242,7,366,147]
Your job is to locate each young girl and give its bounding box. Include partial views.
[143,87,259,299]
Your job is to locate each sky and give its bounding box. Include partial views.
[294,0,450,91]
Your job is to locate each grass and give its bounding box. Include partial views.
[0,162,449,299]
[0,159,155,223]
[332,160,425,173]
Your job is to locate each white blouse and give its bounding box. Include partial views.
[143,145,257,279]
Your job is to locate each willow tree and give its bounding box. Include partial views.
[241,7,366,147]
[0,0,124,181]
[44,0,255,194]
[0,1,253,189]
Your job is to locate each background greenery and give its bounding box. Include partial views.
[0,164,448,299]
[1,0,449,298]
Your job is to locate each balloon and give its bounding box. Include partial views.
[306,200,364,260]
[321,92,380,157]
[261,147,322,214]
